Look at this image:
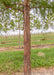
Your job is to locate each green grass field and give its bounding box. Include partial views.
[0,32,54,74]
[0,47,54,74]
[0,32,54,47]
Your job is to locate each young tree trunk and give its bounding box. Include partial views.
[23,0,31,75]
[19,24,20,49]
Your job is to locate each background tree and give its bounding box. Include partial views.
[15,11,23,48]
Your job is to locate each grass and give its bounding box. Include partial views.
[0,32,54,47]
[0,32,54,74]
[0,47,54,73]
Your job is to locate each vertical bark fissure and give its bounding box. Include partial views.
[23,0,31,75]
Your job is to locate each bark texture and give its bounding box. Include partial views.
[23,0,31,75]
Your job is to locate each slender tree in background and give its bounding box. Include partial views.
[0,0,54,75]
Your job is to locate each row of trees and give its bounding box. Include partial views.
[0,13,54,33]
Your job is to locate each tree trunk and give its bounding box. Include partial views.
[23,0,31,75]
[19,24,20,49]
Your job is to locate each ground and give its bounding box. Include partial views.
[0,67,54,75]
[0,47,54,75]
[0,33,54,75]
[0,44,54,52]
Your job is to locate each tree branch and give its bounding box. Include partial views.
[30,6,52,9]
[3,2,23,12]
[30,1,41,4]
[11,2,23,6]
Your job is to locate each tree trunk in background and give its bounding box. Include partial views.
[23,0,31,75]
[19,24,20,49]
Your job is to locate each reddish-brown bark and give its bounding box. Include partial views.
[23,0,31,75]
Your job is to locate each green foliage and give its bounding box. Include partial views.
[0,24,3,32]
[10,19,15,30]
[30,14,42,30]
[34,18,42,29]
[0,0,54,32]
[44,14,54,30]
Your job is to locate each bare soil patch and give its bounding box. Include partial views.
[32,44,54,49]
[0,44,54,52]
[0,67,54,75]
